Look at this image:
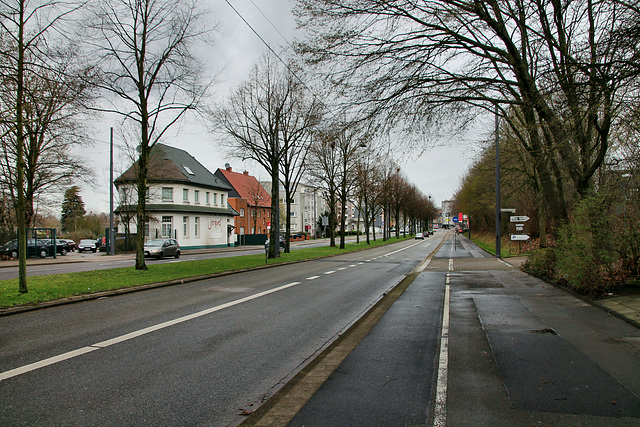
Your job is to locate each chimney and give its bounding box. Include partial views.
[225,163,232,172]
[243,171,249,176]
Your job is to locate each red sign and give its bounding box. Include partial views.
[458,213,463,222]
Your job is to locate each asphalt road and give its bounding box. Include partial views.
[0,236,436,426]
[2,233,640,426]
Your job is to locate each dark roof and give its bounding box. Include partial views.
[114,143,232,191]
[115,204,239,216]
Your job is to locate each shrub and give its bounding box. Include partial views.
[523,247,556,278]
[553,193,620,295]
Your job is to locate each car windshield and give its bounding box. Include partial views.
[145,240,165,247]
[79,240,94,244]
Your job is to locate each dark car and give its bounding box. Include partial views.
[63,239,77,251]
[1,239,51,259]
[144,238,180,259]
[78,239,97,253]
[42,239,70,256]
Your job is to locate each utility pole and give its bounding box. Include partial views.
[495,106,501,258]
[109,127,115,255]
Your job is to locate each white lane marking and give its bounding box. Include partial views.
[338,267,347,271]
[448,259,453,271]
[349,265,357,268]
[357,262,364,265]
[324,271,335,275]
[306,276,320,280]
[432,270,451,426]
[0,281,302,382]
[383,241,423,257]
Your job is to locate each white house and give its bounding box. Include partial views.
[114,143,238,248]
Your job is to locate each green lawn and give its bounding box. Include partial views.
[0,236,413,309]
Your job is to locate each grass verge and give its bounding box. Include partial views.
[470,232,534,257]
[0,236,413,309]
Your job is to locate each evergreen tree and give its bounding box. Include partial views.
[60,186,85,232]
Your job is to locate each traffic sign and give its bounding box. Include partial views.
[510,234,530,241]
[452,217,459,223]
[501,208,516,213]
[510,215,530,222]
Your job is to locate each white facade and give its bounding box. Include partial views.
[117,182,236,248]
[260,182,328,235]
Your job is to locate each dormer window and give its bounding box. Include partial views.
[182,165,194,175]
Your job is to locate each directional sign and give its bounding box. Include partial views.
[501,208,516,213]
[515,225,524,231]
[510,215,530,222]
[510,234,530,241]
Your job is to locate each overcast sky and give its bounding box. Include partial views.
[75,0,485,215]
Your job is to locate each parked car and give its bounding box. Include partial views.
[78,239,97,253]
[0,239,51,258]
[415,232,425,240]
[42,239,70,256]
[63,239,77,251]
[428,230,434,235]
[144,238,180,259]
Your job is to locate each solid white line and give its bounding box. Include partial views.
[0,281,303,382]
[306,276,320,280]
[433,271,451,426]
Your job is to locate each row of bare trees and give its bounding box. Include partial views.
[213,52,438,257]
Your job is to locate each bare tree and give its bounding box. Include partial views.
[295,0,640,230]
[0,0,85,292]
[86,0,211,270]
[278,74,322,253]
[307,128,341,247]
[215,53,307,258]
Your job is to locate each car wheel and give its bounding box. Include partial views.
[61,248,67,256]
[11,251,18,259]
[174,251,180,259]
[92,248,96,253]
[157,252,163,260]
[39,249,47,258]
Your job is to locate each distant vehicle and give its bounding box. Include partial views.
[428,230,434,235]
[78,239,97,253]
[415,232,425,240]
[1,239,51,259]
[63,239,77,251]
[144,238,180,259]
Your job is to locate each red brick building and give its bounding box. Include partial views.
[214,165,272,237]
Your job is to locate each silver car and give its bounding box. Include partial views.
[144,239,180,259]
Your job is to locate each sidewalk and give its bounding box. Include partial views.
[503,255,640,329]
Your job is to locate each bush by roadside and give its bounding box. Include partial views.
[524,192,640,296]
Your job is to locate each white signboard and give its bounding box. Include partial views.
[510,216,530,222]
[510,234,530,241]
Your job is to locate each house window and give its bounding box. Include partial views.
[240,208,245,217]
[221,194,225,205]
[183,216,189,237]
[213,193,217,205]
[162,187,173,202]
[206,192,210,205]
[290,211,297,217]
[258,210,261,218]
[161,216,173,237]
[144,222,149,237]
[183,189,189,203]
[195,217,199,237]
[194,190,199,204]
[145,186,150,202]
